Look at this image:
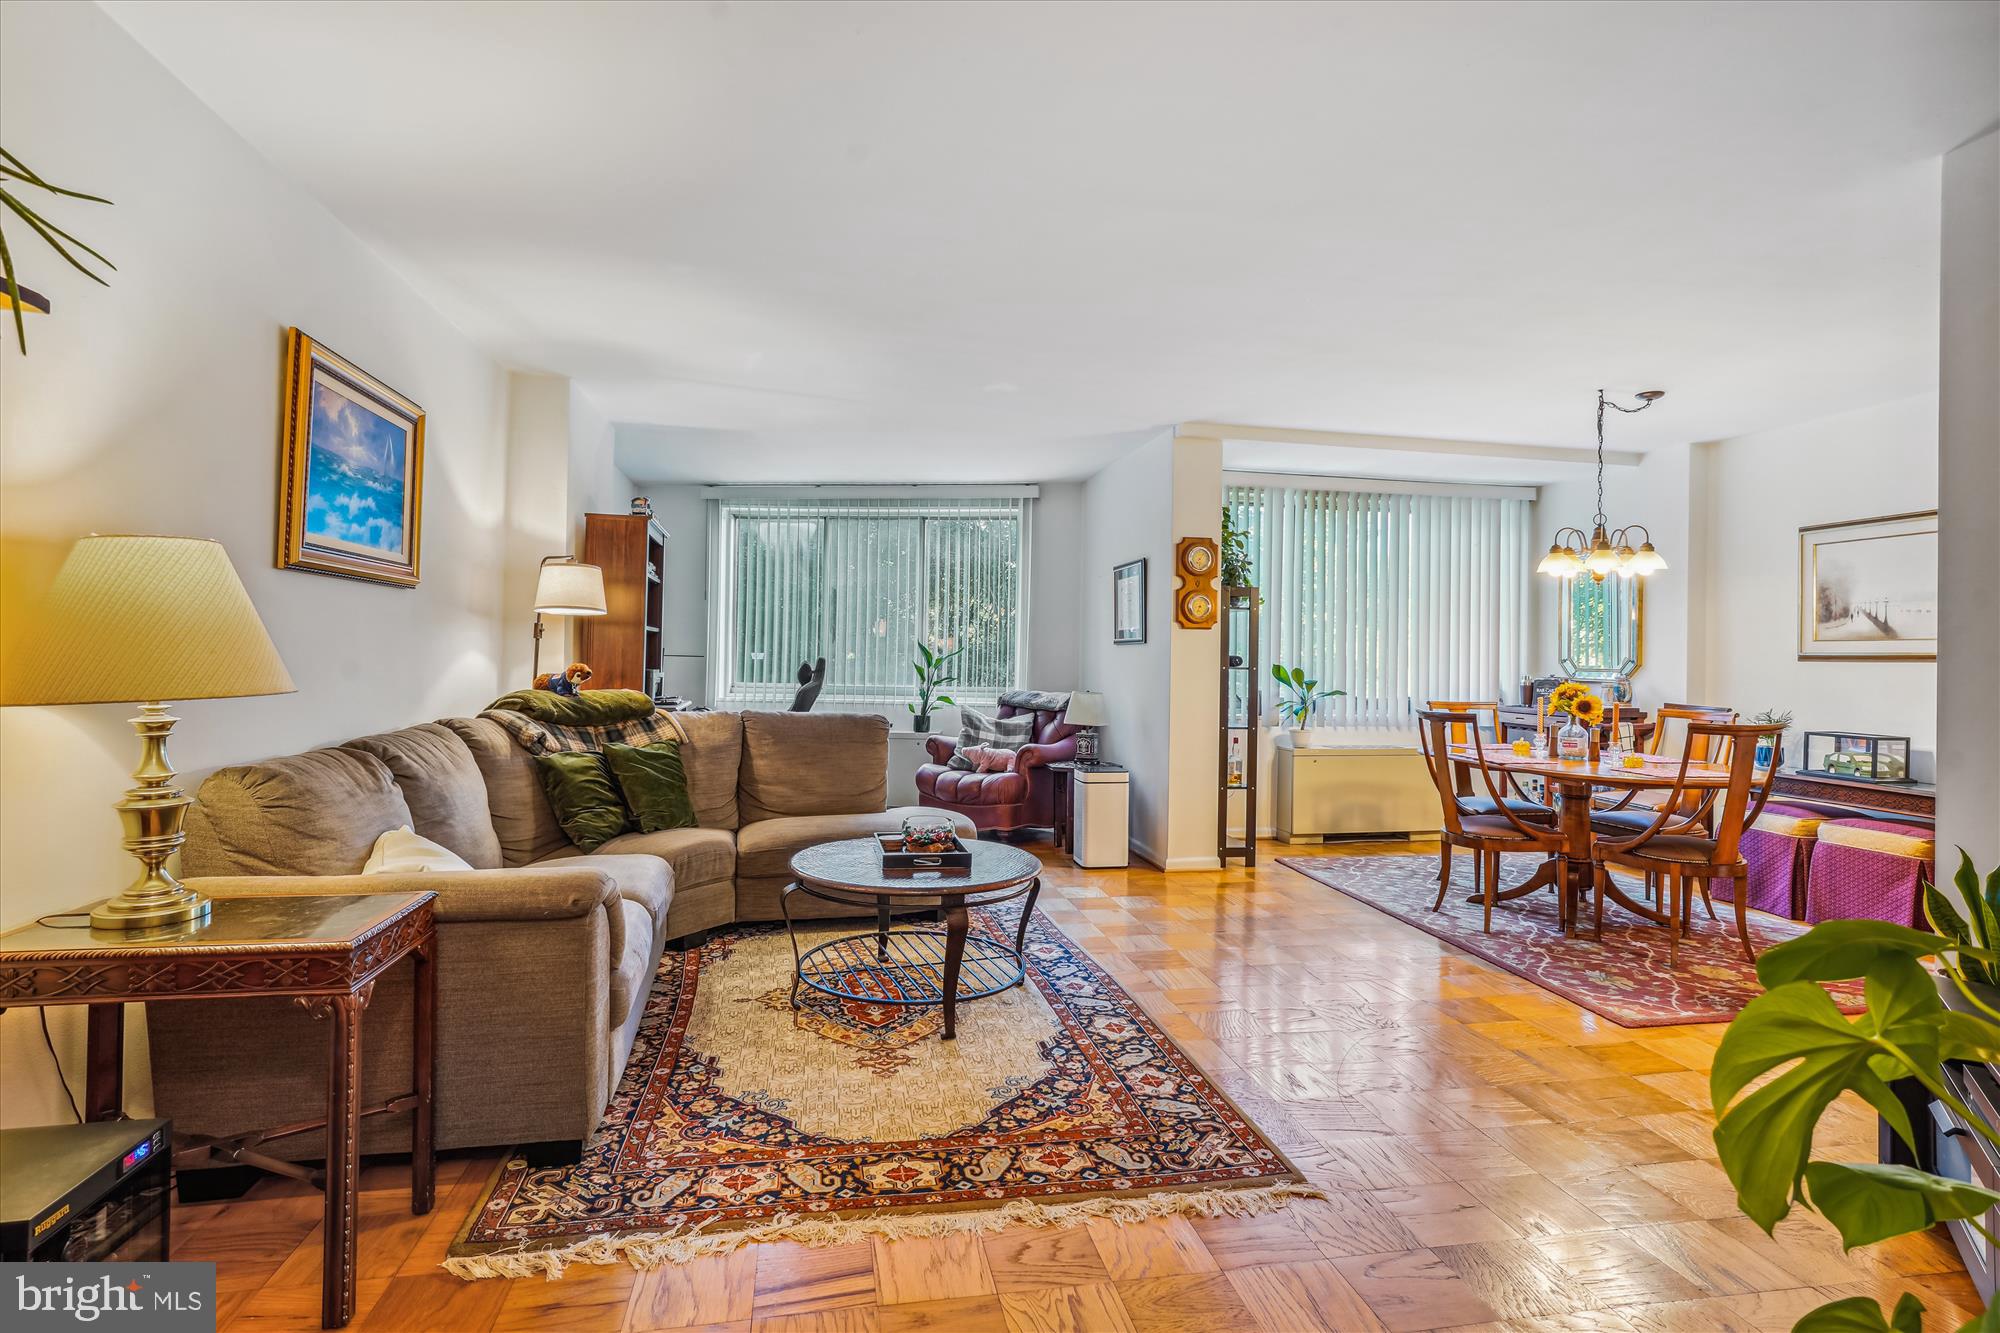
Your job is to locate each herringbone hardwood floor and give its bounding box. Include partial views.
[173,840,1978,1332]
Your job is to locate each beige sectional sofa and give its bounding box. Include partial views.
[149,708,972,1163]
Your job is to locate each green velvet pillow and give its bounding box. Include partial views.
[604,740,696,834]
[533,751,633,852]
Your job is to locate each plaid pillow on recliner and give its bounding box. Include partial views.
[947,708,1036,769]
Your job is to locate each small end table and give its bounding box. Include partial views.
[0,892,437,1329]
[783,838,1042,1040]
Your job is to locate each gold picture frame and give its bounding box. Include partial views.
[277,328,425,587]
[1797,510,1937,661]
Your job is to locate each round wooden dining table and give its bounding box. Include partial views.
[1447,741,1735,930]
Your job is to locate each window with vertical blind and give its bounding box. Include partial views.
[707,493,1031,709]
[1226,483,1531,728]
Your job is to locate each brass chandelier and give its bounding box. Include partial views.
[1537,388,1668,581]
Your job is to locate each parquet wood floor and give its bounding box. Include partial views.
[173,840,1978,1332]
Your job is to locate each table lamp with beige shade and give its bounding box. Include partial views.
[1,535,294,930]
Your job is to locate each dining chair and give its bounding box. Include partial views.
[1417,710,1568,933]
[1424,700,1552,895]
[1589,720,1787,966]
[1593,704,1738,829]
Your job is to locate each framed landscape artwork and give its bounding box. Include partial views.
[1112,557,1146,643]
[1797,510,1937,661]
[277,327,426,587]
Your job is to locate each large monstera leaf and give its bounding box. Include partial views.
[1712,931,2000,1236]
[1713,910,2000,1332]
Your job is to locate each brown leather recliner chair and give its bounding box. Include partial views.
[915,694,1079,834]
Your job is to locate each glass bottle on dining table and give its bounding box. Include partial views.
[1556,715,1589,763]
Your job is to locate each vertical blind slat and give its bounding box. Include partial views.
[715,496,1026,706]
[1226,482,1530,729]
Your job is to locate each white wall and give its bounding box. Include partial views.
[503,374,572,684]
[1689,394,1939,774]
[0,1,515,1125]
[1077,434,1223,869]
[1080,433,1176,863]
[1937,129,2000,866]
[639,485,710,704]
[1164,438,1224,868]
[499,374,637,684]
[1027,482,1085,692]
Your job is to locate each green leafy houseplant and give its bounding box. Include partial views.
[1,147,116,353]
[1269,663,1343,728]
[907,641,963,733]
[1711,850,2000,1332]
[1221,506,1253,589]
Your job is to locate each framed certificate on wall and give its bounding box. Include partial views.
[1112,558,1146,644]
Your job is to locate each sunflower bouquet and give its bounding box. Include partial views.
[1544,681,1605,762]
[1547,681,1604,726]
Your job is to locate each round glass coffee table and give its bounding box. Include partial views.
[782,838,1042,1040]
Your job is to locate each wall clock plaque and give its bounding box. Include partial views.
[1175,537,1219,629]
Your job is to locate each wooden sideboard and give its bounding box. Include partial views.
[1772,770,1935,825]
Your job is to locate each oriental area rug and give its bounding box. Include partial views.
[1277,853,1863,1027]
[446,908,1318,1278]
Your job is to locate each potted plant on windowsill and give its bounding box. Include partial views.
[1270,664,1344,746]
[908,640,962,734]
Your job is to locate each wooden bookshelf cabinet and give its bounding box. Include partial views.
[578,512,668,699]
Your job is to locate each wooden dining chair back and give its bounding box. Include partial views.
[1591,720,1788,965]
[1599,703,1739,826]
[1426,700,1501,749]
[1419,702,1551,899]
[1417,710,1567,933]
[1646,704,1739,758]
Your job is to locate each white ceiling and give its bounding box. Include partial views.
[105,1,1998,484]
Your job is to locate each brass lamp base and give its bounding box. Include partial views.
[88,701,211,933]
[91,887,210,932]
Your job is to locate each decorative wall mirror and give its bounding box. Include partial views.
[1559,575,1642,681]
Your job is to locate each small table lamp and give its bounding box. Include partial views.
[1,536,295,930]
[1067,690,1109,762]
[532,556,606,680]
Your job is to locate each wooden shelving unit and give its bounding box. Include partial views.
[1218,584,1259,866]
[578,512,668,699]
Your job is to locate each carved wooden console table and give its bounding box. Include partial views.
[0,892,436,1329]
[1771,770,1936,824]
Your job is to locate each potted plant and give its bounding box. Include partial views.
[1752,708,1794,770]
[1711,850,2000,1332]
[1221,507,1253,589]
[1,147,116,353]
[907,641,962,734]
[1926,851,2000,1018]
[1270,663,1343,739]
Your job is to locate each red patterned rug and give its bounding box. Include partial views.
[1276,853,1863,1027]
[446,907,1316,1277]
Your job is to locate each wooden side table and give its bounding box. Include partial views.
[0,892,437,1329]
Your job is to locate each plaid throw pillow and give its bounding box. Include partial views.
[948,708,1035,770]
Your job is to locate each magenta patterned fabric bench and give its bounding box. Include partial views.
[1714,802,1824,920]
[1803,817,1936,928]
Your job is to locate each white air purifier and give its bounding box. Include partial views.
[1071,767,1130,868]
